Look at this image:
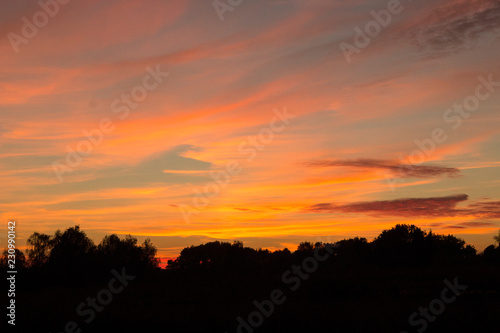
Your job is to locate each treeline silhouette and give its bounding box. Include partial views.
[166,224,498,271]
[3,224,500,333]
[2,225,159,286]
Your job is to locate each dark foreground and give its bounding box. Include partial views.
[5,224,500,332]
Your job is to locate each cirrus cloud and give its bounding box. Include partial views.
[408,0,500,57]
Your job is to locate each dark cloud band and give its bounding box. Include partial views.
[308,194,500,219]
[304,158,460,178]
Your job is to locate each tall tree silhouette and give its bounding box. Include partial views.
[494,230,500,246]
[483,230,500,263]
[26,232,53,267]
[49,226,96,264]
[373,224,427,266]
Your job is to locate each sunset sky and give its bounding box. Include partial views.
[1,0,499,264]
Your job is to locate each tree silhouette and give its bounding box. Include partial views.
[494,230,500,246]
[23,226,159,283]
[49,225,96,267]
[141,238,160,269]
[371,224,476,266]
[335,237,371,266]
[97,234,159,271]
[483,231,500,263]
[430,233,476,261]
[373,224,426,266]
[170,240,258,271]
[0,248,27,269]
[26,232,53,267]
[297,241,314,252]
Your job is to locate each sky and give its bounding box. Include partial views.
[1,0,500,265]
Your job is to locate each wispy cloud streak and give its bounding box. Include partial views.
[304,159,460,178]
